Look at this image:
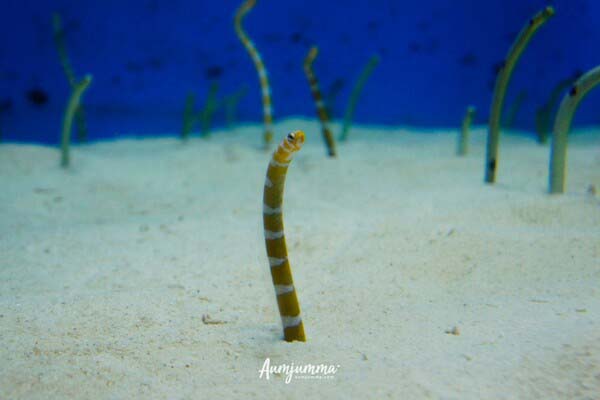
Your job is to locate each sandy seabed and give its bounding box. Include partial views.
[1,118,599,399]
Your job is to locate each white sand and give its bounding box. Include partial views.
[1,118,599,399]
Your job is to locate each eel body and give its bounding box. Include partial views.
[263,130,306,342]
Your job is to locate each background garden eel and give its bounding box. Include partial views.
[484,6,554,183]
[303,46,337,157]
[263,130,306,342]
[181,92,196,141]
[549,65,600,194]
[339,54,380,142]
[61,75,92,168]
[535,75,578,144]
[199,82,220,138]
[457,106,476,156]
[234,0,273,148]
[224,86,248,128]
[502,90,527,129]
[53,13,88,143]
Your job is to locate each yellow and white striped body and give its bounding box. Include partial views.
[235,0,273,147]
[263,131,306,342]
[304,46,337,157]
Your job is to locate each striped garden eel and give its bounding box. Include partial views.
[234,0,273,147]
[303,46,337,157]
[549,65,600,194]
[484,6,554,183]
[263,130,306,342]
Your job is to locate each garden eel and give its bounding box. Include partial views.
[549,64,600,194]
[303,46,337,157]
[61,74,92,168]
[535,76,577,144]
[263,130,306,342]
[53,12,88,142]
[340,54,380,142]
[484,6,554,183]
[234,0,273,147]
[181,93,196,141]
[457,106,476,156]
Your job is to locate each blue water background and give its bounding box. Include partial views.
[0,0,599,143]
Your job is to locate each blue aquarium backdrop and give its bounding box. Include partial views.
[1,0,599,143]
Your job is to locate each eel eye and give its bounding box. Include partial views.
[287,132,296,141]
